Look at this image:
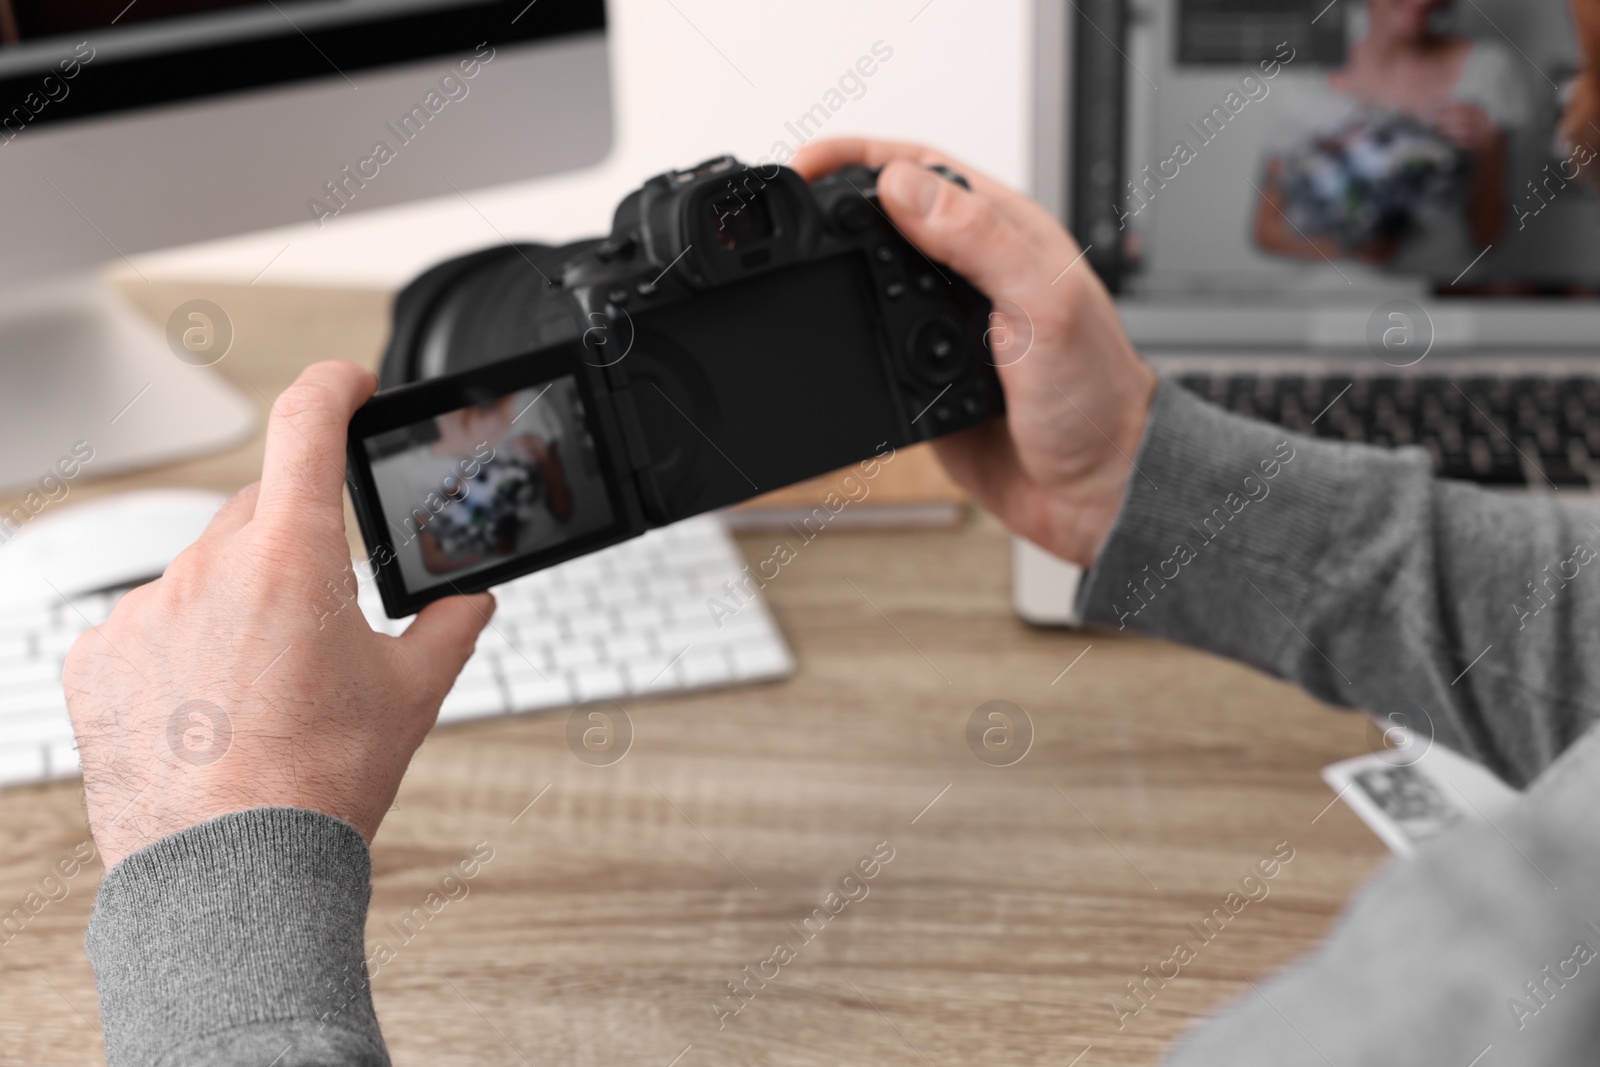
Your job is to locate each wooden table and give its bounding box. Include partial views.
[0,282,1390,1066]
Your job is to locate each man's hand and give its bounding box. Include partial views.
[792,139,1157,567]
[64,361,495,870]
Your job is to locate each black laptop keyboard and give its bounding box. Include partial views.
[1176,373,1600,489]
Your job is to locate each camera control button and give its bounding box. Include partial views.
[596,237,636,263]
[830,199,873,235]
[607,288,632,307]
[917,273,939,293]
[874,245,895,264]
[907,318,968,386]
[635,280,659,298]
[885,281,908,301]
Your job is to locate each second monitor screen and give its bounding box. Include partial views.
[364,376,615,597]
[1107,0,1592,295]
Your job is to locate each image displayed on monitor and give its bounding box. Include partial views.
[363,375,615,595]
[1083,0,1596,297]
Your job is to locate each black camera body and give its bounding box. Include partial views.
[351,156,1002,616]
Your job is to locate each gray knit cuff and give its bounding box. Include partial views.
[1076,379,1418,674]
[86,807,387,1067]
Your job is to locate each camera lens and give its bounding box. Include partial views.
[906,318,968,386]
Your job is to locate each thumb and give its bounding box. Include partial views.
[875,160,1047,299]
[396,592,496,692]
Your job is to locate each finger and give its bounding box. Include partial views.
[200,481,260,540]
[791,136,932,179]
[873,159,1064,302]
[791,137,1044,227]
[257,361,377,527]
[395,593,496,696]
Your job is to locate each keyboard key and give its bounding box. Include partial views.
[511,618,563,651]
[0,710,69,748]
[438,679,505,723]
[605,633,653,663]
[453,656,499,691]
[554,638,605,669]
[681,647,733,687]
[45,741,80,778]
[505,670,575,711]
[0,679,68,717]
[0,744,46,786]
[572,664,627,702]
[566,611,615,640]
[730,638,795,678]
[35,629,83,663]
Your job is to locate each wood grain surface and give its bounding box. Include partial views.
[0,281,1391,1066]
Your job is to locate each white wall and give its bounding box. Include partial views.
[133,0,1035,288]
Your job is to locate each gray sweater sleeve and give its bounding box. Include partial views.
[1077,378,1600,788]
[1078,381,1600,1066]
[86,807,387,1067]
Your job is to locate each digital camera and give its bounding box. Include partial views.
[347,155,1004,617]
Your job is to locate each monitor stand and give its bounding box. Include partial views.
[0,277,257,496]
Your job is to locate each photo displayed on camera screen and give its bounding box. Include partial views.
[361,375,615,596]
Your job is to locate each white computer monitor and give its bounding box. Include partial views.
[1033,0,1600,352]
[0,0,613,492]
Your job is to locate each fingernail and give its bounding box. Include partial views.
[883,163,941,217]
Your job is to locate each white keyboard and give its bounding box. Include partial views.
[0,515,793,787]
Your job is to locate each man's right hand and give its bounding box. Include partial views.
[793,139,1157,568]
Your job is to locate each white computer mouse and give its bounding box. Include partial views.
[0,488,227,610]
